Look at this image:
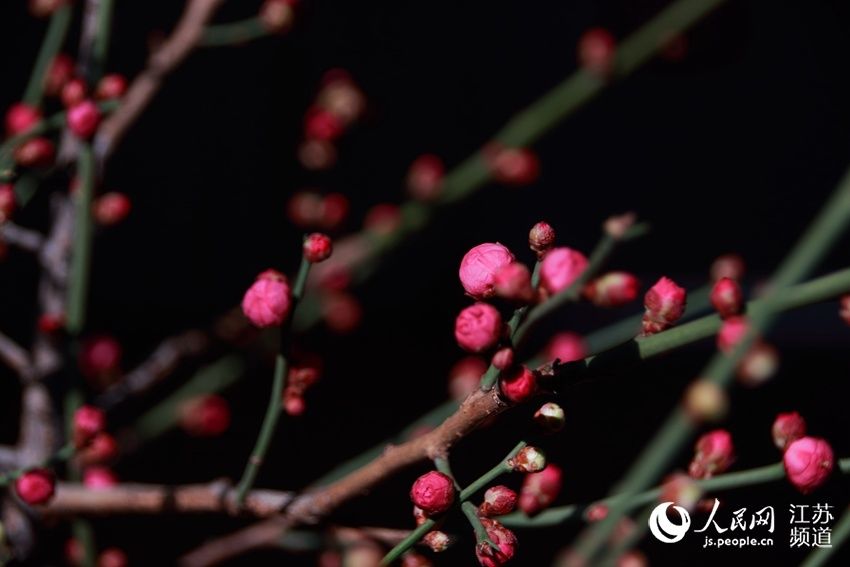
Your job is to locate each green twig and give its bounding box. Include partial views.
[462,501,499,551]
[23,4,73,106]
[801,503,850,567]
[200,18,269,47]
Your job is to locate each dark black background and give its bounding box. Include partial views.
[1,0,850,564]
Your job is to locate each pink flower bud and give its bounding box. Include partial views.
[78,432,118,466]
[583,271,640,308]
[511,446,547,473]
[449,356,487,399]
[584,503,608,522]
[286,191,323,228]
[298,138,337,170]
[494,262,535,303]
[364,203,401,235]
[318,70,365,125]
[479,485,518,517]
[529,221,556,255]
[95,74,128,100]
[73,405,106,448]
[660,473,702,512]
[423,530,452,552]
[772,412,806,451]
[475,518,517,567]
[455,303,502,353]
[534,402,565,433]
[319,193,349,231]
[305,105,344,141]
[711,253,745,282]
[98,548,128,567]
[61,78,87,108]
[29,0,64,17]
[717,316,749,353]
[545,332,587,363]
[688,429,734,479]
[79,335,122,380]
[487,146,540,186]
[578,28,616,76]
[259,0,297,33]
[93,192,131,226]
[5,103,41,135]
[518,463,562,515]
[83,466,118,490]
[710,277,743,318]
[603,212,636,239]
[407,154,444,201]
[14,137,55,168]
[460,243,516,299]
[784,437,834,494]
[67,100,101,139]
[45,54,74,96]
[540,247,589,295]
[412,505,428,526]
[0,184,17,221]
[15,468,55,505]
[641,277,686,335]
[410,471,456,516]
[179,395,231,437]
[737,341,779,387]
[684,379,728,422]
[840,295,850,326]
[499,365,537,403]
[38,313,65,335]
[242,270,292,327]
[491,347,514,371]
[303,233,333,263]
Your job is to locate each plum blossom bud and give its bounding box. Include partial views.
[67,100,101,139]
[459,243,515,299]
[710,277,743,318]
[784,437,834,494]
[5,103,41,135]
[410,471,455,516]
[303,233,333,263]
[479,485,518,517]
[93,192,131,226]
[518,463,562,515]
[412,505,428,526]
[79,335,122,380]
[15,469,55,505]
[364,203,401,235]
[737,342,779,387]
[283,365,321,416]
[711,254,745,282]
[423,531,452,552]
[660,473,702,512]
[95,74,128,100]
[487,145,540,186]
[717,316,749,353]
[98,548,128,567]
[298,138,337,170]
[38,313,65,335]
[305,105,344,141]
[583,271,640,308]
[259,0,297,33]
[0,184,16,222]
[61,78,87,108]
[545,332,586,363]
[584,503,608,522]
[319,193,349,231]
[29,0,64,17]
[529,221,556,255]
[407,154,444,201]
[684,379,728,422]
[578,28,617,76]
[688,430,734,479]
[641,277,686,335]
[455,303,502,353]
[540,247,588,295]
[78,432,118,466]
[840,295,850,325]
[491,347,514,371]
[179,395,231,437]
[534,402,565,433]
[15,138,55,168]
[45,54,74,96]
[318,70,365,125]
[511,446,547,473]
[475,518,517,567]
[494,262,535,303]
[83,466,118,489]
[241,270,291,327]
[603,212,636,239]
[499,365,537,403]
[772,412,806,451]
[73,405,106,448]
[449,356,487,399]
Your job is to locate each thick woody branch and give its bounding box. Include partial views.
[0,223,44,253]
[94,0,225,162]
[44,481,294,518]
[0,331,31,377]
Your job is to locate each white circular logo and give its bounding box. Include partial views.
[648,502,692,543]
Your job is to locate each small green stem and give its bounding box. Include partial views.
[380,519,436,565]
[460,442,525,501]
[801,503,850,567]
[23,4,72,106]
[462,501,498,550]
[66,144,95,335]
[235,256,312,506]
[200,18,269,47]
[92,0,115,81]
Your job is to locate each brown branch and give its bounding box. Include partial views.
[0,446,18,470]
[0,331,31,377]
[44,480,294,518]
[179,387,510,566]
[0,223,45,253]
[94,0,226,163]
